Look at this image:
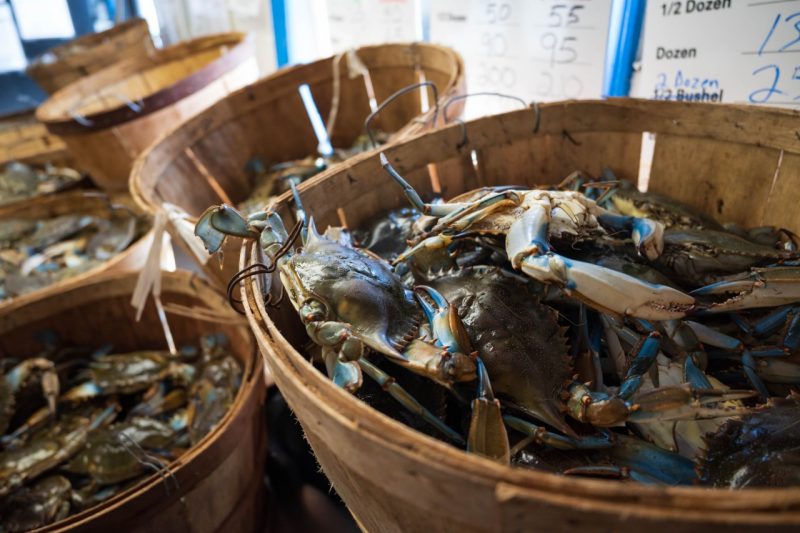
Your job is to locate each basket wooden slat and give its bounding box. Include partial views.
[26,18,155,95]
[130,42,465,285]
[36,33,258,192]
[0,111,69,167]
[0,270,266,532]
[241,99,800,532]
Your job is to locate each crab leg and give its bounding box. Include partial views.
[596,211,664,261]
[685,320,775,398]
[467,359,510,464]
[358,358,464,444]
[503,415,612,450]
[381,153,468,217]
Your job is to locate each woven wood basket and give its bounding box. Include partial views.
[36,33,258,192]
[130,42,465,285]
[240,99,800,532]
[0,191,154,311]
[0,270,266,532]
[26,18,155,95]
[0,110,68,167]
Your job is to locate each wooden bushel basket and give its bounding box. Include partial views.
[241,99,800,532]
[0,270,266,532]
[26,18,155,95]
[0,110,68,167]
[0,191,155,312]
[130,42,465,286]
[36,33,258,192]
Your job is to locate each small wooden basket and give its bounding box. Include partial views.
[26,18,155,95]
[242,99,800,532]
[0,270,266,532]
[36,33,258,191]
[130,42,465,285]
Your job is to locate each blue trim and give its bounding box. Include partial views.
[603,0,646,97]
[271,0,289,67]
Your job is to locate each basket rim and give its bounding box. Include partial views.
[240,99,800,520]
[26,18,150,72]
[36,32,254,134]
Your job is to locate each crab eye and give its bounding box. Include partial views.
[300,299,326,322]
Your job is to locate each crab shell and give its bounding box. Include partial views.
[424,265,573,435]
[698,397,800,488]
[279,226,422,359]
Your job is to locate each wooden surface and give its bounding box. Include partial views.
[0,270,266,533]
[241,99,800,532]
[36,33,258,192]
[0,111,68,166]
[0,191,153,313]
[26,19,155,95]
[130,42,465,286]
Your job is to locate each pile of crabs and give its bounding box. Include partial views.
[197,154,800,488]
[0,333,241,531]
[0,200,146,301]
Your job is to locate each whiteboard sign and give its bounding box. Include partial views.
[325,0,420,52]
[430,0,612,117]
[634,0,800,107]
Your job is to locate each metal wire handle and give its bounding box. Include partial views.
[442,93,541,149]
[68,92,144,127]
[442,92,528,125]
[364,81,440,149]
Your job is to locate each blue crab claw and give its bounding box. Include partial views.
[194,204,259,254]
[322,347,363,392]
[520,253,695,320]
[597,212,665,261]
[692,266,800,312]
[414,286,473,354]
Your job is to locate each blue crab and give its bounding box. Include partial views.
[380,154,696,321]
[195,202,510,462]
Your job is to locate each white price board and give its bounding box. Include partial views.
[326,0,420,52]
[430,0,612,117]
[634,0,800,107]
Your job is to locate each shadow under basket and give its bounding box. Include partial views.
[0,270,267,532]
[241,99,800,532]
[130,42,465,286]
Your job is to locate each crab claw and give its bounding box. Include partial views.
[520,253,695,320]
[194,204,259,254]
[692,266,800,312]
[597,212,664,261]
[414,285,472,354]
